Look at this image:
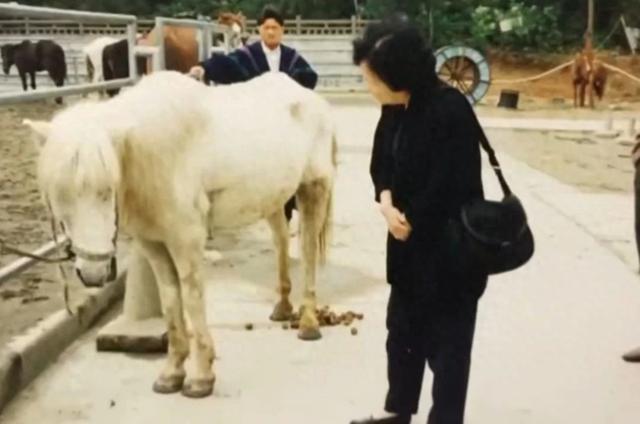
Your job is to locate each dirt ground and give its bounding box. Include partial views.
[479,51,640,194]
[0,102,59,266]
[0,101,90,348]
[486,50,640,106]
[1,52,639,349]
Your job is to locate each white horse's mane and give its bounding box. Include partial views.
[37,102,121,200]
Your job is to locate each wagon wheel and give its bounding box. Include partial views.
[435,46,491,104]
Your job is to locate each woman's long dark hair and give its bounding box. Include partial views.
[353,18,439,99]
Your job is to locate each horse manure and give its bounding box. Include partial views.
[1,290,19,300]
[283,306,364,332]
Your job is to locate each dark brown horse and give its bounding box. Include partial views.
[100,12,247,97]
[1,40,66,104]
[102,39,148,97]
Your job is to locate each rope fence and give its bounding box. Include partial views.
[491,59,640,86]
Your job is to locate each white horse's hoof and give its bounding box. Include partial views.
[270,299,294,322]
[297,326,322,341]
[152,374,185,394]
[181,378,215,398]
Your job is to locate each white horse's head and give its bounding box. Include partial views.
[24,114,121,287]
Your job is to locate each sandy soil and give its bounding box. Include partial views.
[0,101,90,348]
[486,127,635,193]
[479,51,640,194]
[486,50,640,106]
[0,102,60,265]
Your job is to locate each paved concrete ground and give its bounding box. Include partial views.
[2,101,640,423]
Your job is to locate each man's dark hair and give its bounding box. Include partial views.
[258,5,284,27]
[352,19,438,95]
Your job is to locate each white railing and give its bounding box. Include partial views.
[246,16,370,35]
[0,5,233,101]
[0,239,68,285]
[0,18,155,35]
[0,3,138,103]
[0,16,372,37]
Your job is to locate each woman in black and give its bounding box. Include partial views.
[350,21,488,424]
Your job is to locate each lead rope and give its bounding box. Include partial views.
[49,218,72,316]
[45,198,73,316]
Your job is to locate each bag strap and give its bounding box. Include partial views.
[468,104,512,197]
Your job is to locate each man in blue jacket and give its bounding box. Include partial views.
[189,5,318,222]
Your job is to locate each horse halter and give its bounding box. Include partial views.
[45,196,120,283]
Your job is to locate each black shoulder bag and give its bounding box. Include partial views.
[445,114,535,276]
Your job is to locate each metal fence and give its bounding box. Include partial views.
[0,16,370,37]
[246,16,369,35]
[0,4,234,102]
[0,18,154,36]
[0,3,138,104]
[0,4,230,281]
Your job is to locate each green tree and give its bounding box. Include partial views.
[11,0,640,51]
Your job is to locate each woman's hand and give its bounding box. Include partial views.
[380,204,412,241]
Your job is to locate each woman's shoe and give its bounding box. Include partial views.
[622,346,640,362]
[350,413,411,424]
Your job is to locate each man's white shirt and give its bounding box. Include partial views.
[261,41,282,71]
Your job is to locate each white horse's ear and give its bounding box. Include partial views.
[23,119,51,148]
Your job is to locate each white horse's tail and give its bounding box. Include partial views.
[317,133,337,265]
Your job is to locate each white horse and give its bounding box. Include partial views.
[25,71,336,398]
[82,36,118,87]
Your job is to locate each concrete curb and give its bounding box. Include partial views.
[0,270,126,413]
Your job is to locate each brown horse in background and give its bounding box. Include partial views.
[0,40,66,104]
[571,33,608,108]
[140,11,247,73]
[100,12,247,95]
[100,27,200,96]
[140,26,200,73]
[150,11,248,67]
